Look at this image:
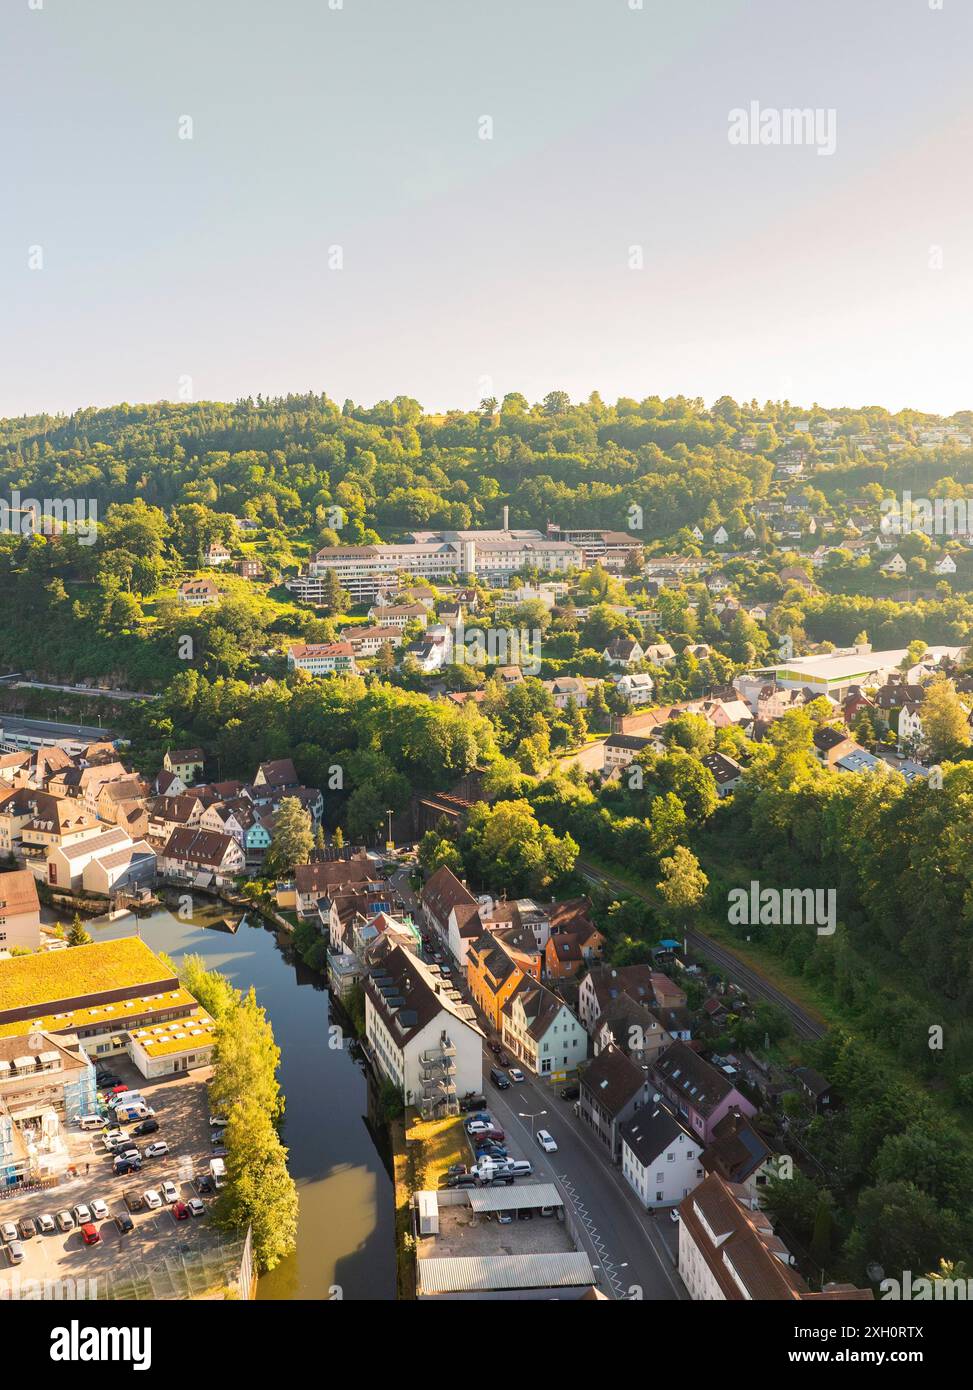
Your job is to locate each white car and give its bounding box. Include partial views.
[143,1141,169,1159]
[90,1199,109,1221]
[161,1181,178,1204]
[465,1120,492,1135]
[72,1204,92,1226]
[143,1189,162,1210]
[0,1221,17,1243]
[187,1198,205,1218]
[56,1211,75,1232]
[209,1117,228,1129]
[669,1208,681,1223]
[508,1068,525,1083]
[37,1214,56,1234]
[536,1129,558,1154]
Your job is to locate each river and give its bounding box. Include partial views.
[79,902,397,1301]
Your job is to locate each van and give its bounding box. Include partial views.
[78,1114,105,1131]
[209,1157,226,1189]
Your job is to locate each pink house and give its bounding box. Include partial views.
[651,1041,756,1143]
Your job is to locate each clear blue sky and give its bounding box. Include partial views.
[3,0,971,418]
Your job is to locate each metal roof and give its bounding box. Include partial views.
[417,1251,594,1295]
[467,1182,562,1213]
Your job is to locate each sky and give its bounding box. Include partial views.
[2,0,972,419]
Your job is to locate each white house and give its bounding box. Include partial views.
[934,554,957,575]
[620,1102,704,1210]
[46,828,132,891]
[420,865,483,967]
[880,552,907,576]
[897,702,924,749]
[603,637,645,668]
[364,939,483,1118]
[614,672,655,706]
[500,978,588,1082]
[712,526,729,546]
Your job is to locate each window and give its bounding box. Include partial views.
[655,1192,663,1202]
[655,1172,664,1183]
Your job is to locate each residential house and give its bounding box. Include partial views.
[293,853,376,920]
[501,977,588,1081]
[46,827,132,891]
[338,626,403,657]
[466,932,524,1031]
[620,1101,704,1209]
[898,701,924,750]
[793,1066,832,1112]
[0,870,41,951]
[366,604,430,631]
[643,643,676,666]
[594,992,673,1067]
[364,938,483,1118]
[577,963,685,1035]
[812,726,859,769]
[700,752,743,797]
[177,577,220,606]
[603,733,654,773]
[603,637,645,668]
[159,828,245,887]
[652,1041,756,1143]
[163,748,205,785]
[420,865,482,966]
[701,1110,775,1206]
[934,554,957,576]
[206,542,232,566]
[287,642,358,676]
[82,839,157,896]
[546,676,590,710]
[577,1044,649,1160]
[613,672,655,706]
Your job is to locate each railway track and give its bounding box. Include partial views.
[578,860,826,1041]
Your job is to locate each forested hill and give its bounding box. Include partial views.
[3,391,971,542]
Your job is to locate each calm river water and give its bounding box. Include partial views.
[85,903,396,1301]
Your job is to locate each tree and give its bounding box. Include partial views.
[215,1097,298,1273]
[921,676,971,761]
[67,914,93,947]
[265,797,314,877]
[656,847,708,928]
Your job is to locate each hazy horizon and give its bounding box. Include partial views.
[4,0,972,419]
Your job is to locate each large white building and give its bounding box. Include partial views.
[365,939,484,1118]
[286,529,583,603]
[739,645,964,703]
[620,1101,703,1210]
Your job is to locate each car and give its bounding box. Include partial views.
[78,1114,106,1131]
[80,1222,101,1246]
[209,1117,228,1129]
[465,1119,492,1134]
[196,1176,214,1195]
[467,1112,492,1124]
[124,1189,145,1213]
[161,1181,178,1204]
[508,1067,525,1083]
[143,1190,162,1210]
[187,1198,205,1218]
[211,1146,228,1159]
[37,1214,56,1234]
[517,1207,534,1220]
[114,1213,135,1234]
[143,1141,169,1159]
[102,1129,126,1151]
[1,1221,17,1243]
[670,1208,681,1223]
[171,1200,189,1220]
[496,1052,511,1067]
[446,1173,478,1188]
[536,1129,558,1153]
[540,1205,557,1217]
[113,1157,142,1177]
[90,1199,109,1221]
[459,1093,487,1112]
[6,1240,24,1265]
[505,1160,534,1177]
[18,1218,37,1240]
[446,1163,467,1177]
[210,1131,227,1147]
[56,1211,75,1232]
[487,1039,502,1055]
[476,1128,505,1143]
[132,1118,159,1137]
[96,1072,121,1087]
[489,1068,510,1090]
[559,1082,580,1101]
[72,1204,92,1225]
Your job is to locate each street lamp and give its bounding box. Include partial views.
[518,1109,547,1139]
[386,808,394,854]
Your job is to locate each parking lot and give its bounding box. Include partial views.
[0,1056,226,1294]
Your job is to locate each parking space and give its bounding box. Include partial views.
[0,1058,223,1291]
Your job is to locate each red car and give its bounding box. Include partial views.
[108,1084,130,1095]
[171,1201,190,1221]
[81,1223,101,1246]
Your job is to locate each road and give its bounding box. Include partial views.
[389,866,686,1301]
[481,1053,685,1301]
[578,859,826,1041]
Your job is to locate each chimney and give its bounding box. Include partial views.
[502,504,509,531]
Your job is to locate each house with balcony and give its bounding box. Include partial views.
[364,938,483,1119]
[500,977,587,1082]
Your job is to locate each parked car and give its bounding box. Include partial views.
[465,1119,493,1134]
[143,1190,162,1210]
[536,1129,558,1153]
[143,1141,169,1159]
[210,1131,227,1147]
[196,1176,214,1195]
[187,1198,205,1218]
[171,1201,190,1221]
[113,1157,142,1177]
[161,1181,178,1204]
[506,1160,534,1177]
[446,1173,478,1188]
[445,1163,467,1177]
[80,1223,101,1246]
[670,1208,681,1223]
[90,1199,109,1221]
[6,1240,24,1265]
[56,1211,75,1232]
[559,1082,580,1101]
[18,1217,36,1240]
[459,1093,487,1112]
[0,1221,17,1243]
[495,1051,511,1067]
[114,1213,135,1235]
[476,1127,505,1143]
[132,1118,159,1137]
[96,1072,122,1088]
[72,1204,92,1226]
[508,1067,525,1083]
[489,1067,510,1090]
[37,1214,56,1234]
[78,1114,105,1131]
[124,1189,145,1213]
[209,1117,229,1129]
[103,1130,127,1151]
